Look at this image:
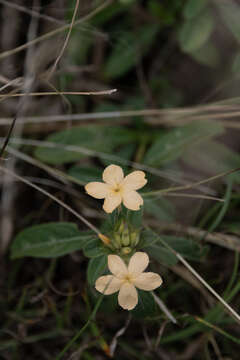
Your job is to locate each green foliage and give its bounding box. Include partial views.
[11,223,94,259]
[144,198,176,222]
[190,41,219,67]
[4,0,240,357]
[183,141,240,183]
[68,165,102,183]
[131,291,156,318]
[87,255,108,285]
[145,243,178,266]
[183,0,208,19]
[83,238,109,258]
[140,229,207,265]
[179,10,214,53]
[140,229,177,266]
[34,126,134,165]
[104,24,160,79]
[144,121,224,166]
[216,0,240,42]
[160,235,208,261]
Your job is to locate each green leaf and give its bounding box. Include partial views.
[127,206,143,228]
[131,291,156,318]
[101,144,136,170]
[68,166,102,184]
[179,10,214,53]
[144,121,224,167]
[83,238,108,258]
[87,255,108,285]
[34,126,134,165]
[144,198,176,222]
[183,140,240,183]
[216,0,240,42]
[139,229,160,248]
[104,24,160,79]
[11,223,94,259]
[159,235,208,261]
[183,0,208,19]
[140,229,177,266]
[190,41,219,67]
[144,243,177,266]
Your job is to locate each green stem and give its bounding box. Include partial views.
[55,294,104,360]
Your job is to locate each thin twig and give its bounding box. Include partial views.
[151,292,177,324]
[0,165,100,235]
[0,137,216,193]
[155,222,240,252]
[0,0,113,60]
[47,0,80,80]
[0,0,64,24]
[155,233,240,323]
[162,192,224,202]
[0,89,117,102]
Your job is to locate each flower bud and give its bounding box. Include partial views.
[121,247,131,255]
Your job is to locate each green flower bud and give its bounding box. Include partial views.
[130,230,140,247]
[121,247,131,255]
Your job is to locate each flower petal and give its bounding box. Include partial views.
[85,182,109,199]
[108,255,128,278]
[122,190,143,211]
[103,193,122,213]
[133,272,163,291]
[95,275,122,295]
[118,282,138,310]
[103,164,124,186]
[122,171,147,190]
[128,252,149,277]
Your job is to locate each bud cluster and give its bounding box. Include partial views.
[110,219,140,256]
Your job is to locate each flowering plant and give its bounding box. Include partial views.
[85,164,163,311]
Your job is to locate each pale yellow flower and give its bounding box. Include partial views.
[95,252,163,310]
[85,164,147,213]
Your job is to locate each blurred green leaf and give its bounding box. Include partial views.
[179,10,214,53]
[144,243,177,266]
[144,121,224,167]
[190,41,219,67]
[140,230,177,265]
[183,140,240,183]
[11,223,93,259]
[216,0,240,42]
[159,235,208,261]
[104,24,160,79]
[87,255,108,285]
[144,198,176,222]
[83,238,108,258]
[68,166,102,184]
[34,126,134,165]
[131,291,156,318]
[139,229,160,248]
[183,0,208,19]
[101,144,136,169]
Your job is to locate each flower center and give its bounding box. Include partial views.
[123,274,133,283]
[113,185,122,194]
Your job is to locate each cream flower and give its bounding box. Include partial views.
[85,164,147,213]
[95,252,163,310]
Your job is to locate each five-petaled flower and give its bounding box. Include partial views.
[95,252,163,310]
[85,164,147,213]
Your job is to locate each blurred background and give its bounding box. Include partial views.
[0,0,240,359]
